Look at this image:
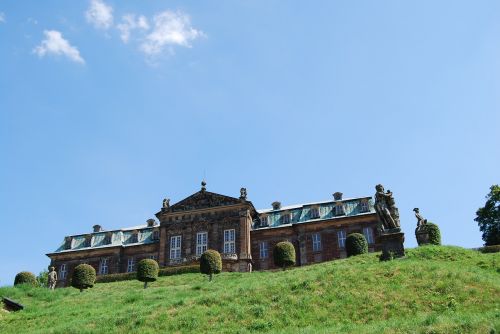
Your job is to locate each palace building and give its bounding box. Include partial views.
[46,182,381,287]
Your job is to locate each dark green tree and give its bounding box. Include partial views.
[273,241,296,269]
[426,222,441,245]
[71,264,96,292]
[36,269,49,288]
[14,271,37,287]
[475,185,500,246]
[345,233,368,257]
[200,250,222,281]
[137,259,159,289]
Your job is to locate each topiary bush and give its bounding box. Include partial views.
[14,271,37,287]
[346,233,368,257]
[200,250,222,281]
[137,259,159,288]
[273,241,296,269]
[426,222,441,245]
[71,264,96,292]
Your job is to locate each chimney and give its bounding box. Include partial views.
[272,201,282,210]
[147,218,157,227]
[93,224,103,233]
[333,192,343,201]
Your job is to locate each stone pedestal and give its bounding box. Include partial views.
[415,229,430,246]
[378,231,405,260]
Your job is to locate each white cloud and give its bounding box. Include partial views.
[85,0,113,30]
[33,30,85,64]
[117,14,149,43]
[0,12,6,23]
[140,11,203,56]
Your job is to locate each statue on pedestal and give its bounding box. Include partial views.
[162,198,170,211]
[240,187,247,201]
[413,208,427,231]
[48,267,57,290]
[374,184,400,232]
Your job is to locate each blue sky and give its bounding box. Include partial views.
[0,0,499,286]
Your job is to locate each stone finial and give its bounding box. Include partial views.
[240,187,247,201]
[201,180,207,192]
[92,225,103,233]
[272,201,281,210]
[333,192,343,201]
[146,218,157,227]
[162,198,170,209]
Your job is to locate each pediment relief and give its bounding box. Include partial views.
[169,191,242,213]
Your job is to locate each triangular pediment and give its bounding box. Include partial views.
[169,191,242,212]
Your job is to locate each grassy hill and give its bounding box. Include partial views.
[1,246,499,334]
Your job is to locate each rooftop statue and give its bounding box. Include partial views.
[374,184,400,232]
[240,187,247,201]
[413,208,427,231]
[162,198,170,209]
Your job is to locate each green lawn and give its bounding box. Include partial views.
[1,246,499,334]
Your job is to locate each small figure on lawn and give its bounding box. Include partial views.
[48,266,57,290]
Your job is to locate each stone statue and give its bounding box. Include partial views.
[240,187,247,201]
[413,208,427,231]
[374,184,400,232]
[48,266,57,290]
[162,198,170,209]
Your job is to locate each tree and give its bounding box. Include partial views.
[345,233,368,257]
[36,269,49,288]
[14,272,37,287]
[71,264,96,292]
[273,241,296,269]
[200,250,222,281]
[137,259,159,289]
[475,185,500,246]
[426,222,441,245]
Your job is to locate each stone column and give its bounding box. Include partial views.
[297,226,307,266]
[159,226,167,266]
[238,209,252,271]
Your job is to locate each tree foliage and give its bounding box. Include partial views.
[200,250,222,281]
[71,264,96,292]
[37,269,49,288]
[14,271,37,287]
[345,233,368,257]
[475,185,500,246]
[137,259,159,288]
[273,241,296,269]
[426,222,441,246]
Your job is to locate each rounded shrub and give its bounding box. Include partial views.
[71,264,96,292]
[137,259,159,288]
[273,241,296,269]
[14,271,37,287]
[345,233,368,257]
[426,222,441,245]
[200,249,222,281]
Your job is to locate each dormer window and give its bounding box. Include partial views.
[83,236,92,248]
[360,200,369,213]
[310,207,320,219]
[152,229,160,240]
[281,212,291,224]
[64,237,72,250]
[260,216,268,226]
[130,232,139,244]
[335,204,345,216]
[103,233,112,245]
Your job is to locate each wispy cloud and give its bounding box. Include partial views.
[0,12,6,23]
[117,14,149,43]
[33,30,85,64]
[140,11,203,56]
[85,0,113,30]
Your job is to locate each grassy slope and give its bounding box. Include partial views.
[0,246,499,334]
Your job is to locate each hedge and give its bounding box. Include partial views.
[71,264,96,292]
[426,222,441,246]
[479,245,500,253]
[96,265,200,283]
[200,250,222,281]
[137,259,159,288]
[14,271,37,287]
[273,241,296,269]
[346,233,368,257]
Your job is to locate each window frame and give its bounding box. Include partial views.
[337,230,347,248]
[99,258,109,275]
[360,201,369,213]
[260,215,268,226]
[259,241,269,259]
[363,227,374,244]
[223,229,236,254]
[196,231,208,256]
[126,258,135,273]
[170,235,182,260]
[310,207,320,219]
[312,233,322,252]
[281,212,291,224]
[335,204,345,216]
[59,264,67,279]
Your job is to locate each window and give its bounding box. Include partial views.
[260,216,268,226]
[360,201,369,212]
[337,230,346,248]
[170,235,182,260]
[130,233,139,243]
[363,227,374,244]
[99,258,108,275]
[149,254,157,261]
[152,230,160,240]
[282,213,291,224]
[127,258,135,273]
[59,264,67,279]
[335,204,345,216]
[223,229,236,254]
[310,207,320,219]
[259,242,268,259]
[312,233,321,252]
[103,234,112,245]
[196,232,208,256]
[84,237,91,248]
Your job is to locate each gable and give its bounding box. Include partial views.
[169,191,242,212]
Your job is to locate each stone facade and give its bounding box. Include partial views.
[47,184,380,287]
